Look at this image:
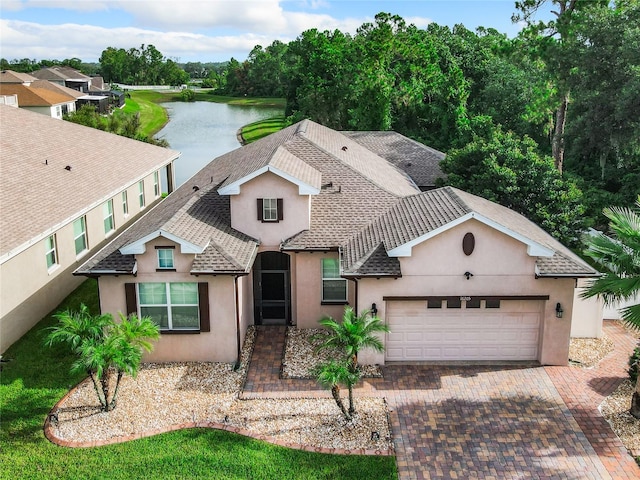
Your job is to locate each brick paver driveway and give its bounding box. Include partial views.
[244,322,640,479]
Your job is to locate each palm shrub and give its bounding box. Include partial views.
[315,307,390,415]
[313,360,361,421]
[46,305,160,412]
[582,196,640,417]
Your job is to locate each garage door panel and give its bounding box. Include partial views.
[385,300,542,362]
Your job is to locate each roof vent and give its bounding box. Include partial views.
[322,181,333,189]
[64,165,72,171]
[193,185,200,191]
[341,146,348,151]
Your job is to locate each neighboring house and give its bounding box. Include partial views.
[0,70,38,86]
[0,83,77,118]
[0,106,180,353]
[30,67,100,93]
[76,120,598,366]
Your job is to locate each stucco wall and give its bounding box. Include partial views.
[293,251,355,328]
[99,236,239,362]
[355,220,576,366]
[571,278,603,338]
[0,169,164,353]
[229,172,310,248]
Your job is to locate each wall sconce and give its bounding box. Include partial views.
[555,302,564,318]
[464,271,474,280]
[371,303,378,316]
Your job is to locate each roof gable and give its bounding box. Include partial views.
[119,231,206,255]
[218,145,321,195]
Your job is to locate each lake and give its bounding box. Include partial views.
[157,101,283,187]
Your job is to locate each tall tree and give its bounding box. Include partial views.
[582,197,640,417]
[440,120,586,245]
[513,0,608,172]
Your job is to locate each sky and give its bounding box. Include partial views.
[0,1,537,64]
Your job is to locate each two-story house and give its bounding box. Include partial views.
[76,120,597,366]
[0,106,180,352]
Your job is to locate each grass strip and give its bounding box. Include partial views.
[241,116,288,144]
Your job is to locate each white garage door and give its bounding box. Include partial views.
[385,299,543,361]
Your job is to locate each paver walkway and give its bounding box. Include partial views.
[243,322,640,479]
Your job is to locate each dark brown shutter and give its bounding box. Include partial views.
[277,198,283,221]
[257,198,263,221]
[198,282,210,332]
[125,283,137,315]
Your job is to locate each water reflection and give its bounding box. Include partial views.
[157,101,282,187]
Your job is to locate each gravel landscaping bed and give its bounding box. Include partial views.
[601,380,640,457]
[282,328,382,379]
[569,335,615,368]
[48,326,393,452]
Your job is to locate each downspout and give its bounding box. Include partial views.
[234,275,241,371]
[351,278,359,314]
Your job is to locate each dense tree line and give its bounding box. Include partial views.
[217,2,639,240]
[99,44,189,86]
[0,57,100,75]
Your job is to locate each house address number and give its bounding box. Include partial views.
[460,296,471,301]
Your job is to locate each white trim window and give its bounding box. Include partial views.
[122,190,129,216]
[103,199,115,234]
[138,180,145,208]
[263,198,278,221]
[73,216,88,256]
[45,234,58,270]
[157,248,175,269]
[138,283,199,330]
[153,171,160,197]
[321,258,347,302]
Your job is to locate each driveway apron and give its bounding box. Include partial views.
[243,323,640,479]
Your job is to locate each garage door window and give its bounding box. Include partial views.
[465,298,481,308]
[427,299,442,309]
[486,299,501,309]
[447,298,461,309]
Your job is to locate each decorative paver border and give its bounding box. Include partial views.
[43,387,393,456]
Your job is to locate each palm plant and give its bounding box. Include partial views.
[46,305,159,412]
[313,360,360,420]
[582,196,640,417]
[316,307,390,414]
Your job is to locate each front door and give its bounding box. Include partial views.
[253,252,291,325]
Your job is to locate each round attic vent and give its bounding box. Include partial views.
[462,232,475,256]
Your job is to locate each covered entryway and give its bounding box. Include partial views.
[385,298,544,362]
[253,251,291,325]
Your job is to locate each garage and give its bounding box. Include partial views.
[385,298,544,362]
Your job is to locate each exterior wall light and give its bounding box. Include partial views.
[555,302,564,318]
[371,303,378,317]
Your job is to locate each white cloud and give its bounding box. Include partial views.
[0,19,285,62]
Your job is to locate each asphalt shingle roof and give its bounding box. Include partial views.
[0,106,180,258]
[75,119,596,279]
[342,131,445,189]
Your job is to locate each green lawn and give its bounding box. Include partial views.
[0,280,396,480]
[240,116,288,144]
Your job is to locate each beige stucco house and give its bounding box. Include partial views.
[0,106,180,352]
[76,120,598,366]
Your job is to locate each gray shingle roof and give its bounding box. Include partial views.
[76,119,595,279]
[342,131,445,189]
[342,186,597,277]
[0,106,180,259]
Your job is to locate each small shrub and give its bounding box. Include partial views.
[180,88,195,102]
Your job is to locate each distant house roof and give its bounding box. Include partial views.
[75,119,596,279]
[0,70,38,84]
[342,131,445,190]
[31,67,91,83]
[0,106,181,261]
[31,79,85,99]
[0,84,75,107]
